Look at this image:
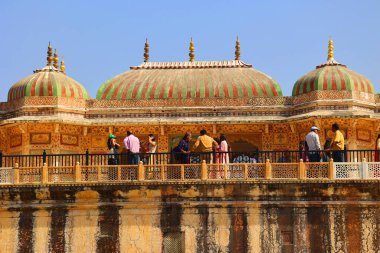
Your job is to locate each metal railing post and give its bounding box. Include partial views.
[85,149,89,166]
[265,159,272,179]
[42,150,47,164]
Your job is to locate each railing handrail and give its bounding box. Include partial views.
[1,159,379,185]
[1,149,379,168]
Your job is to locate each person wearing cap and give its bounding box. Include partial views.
[107,134,120,165]
[305,126,321,162]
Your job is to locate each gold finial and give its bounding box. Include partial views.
[60,57,66,74]
[189,37,195,62]
[47,42,53,66]
[144,38,149,62]
[53,49,59,68]
[235,36,241,61]
[327,37,334,61]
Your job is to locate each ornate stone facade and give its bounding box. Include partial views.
[0,93,379,155]
[1,40,379,155]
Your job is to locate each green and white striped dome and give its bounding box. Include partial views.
[97,60,283,100]
[8,66,90,101]
[292,39,375,96]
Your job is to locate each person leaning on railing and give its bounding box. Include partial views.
[191,129,219,163]
[330,123,345,162]
[305,126,322,162]
[123,131,140,165]
[172,132,192,164]
[219,134,230,164]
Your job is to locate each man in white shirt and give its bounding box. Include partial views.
[305,126,321,162]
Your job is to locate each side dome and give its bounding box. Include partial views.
[8,44,90,102]
[293,39,375,96]
[97,60,282,100]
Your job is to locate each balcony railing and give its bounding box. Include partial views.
[0,158,379,185]
[1,150,379,168]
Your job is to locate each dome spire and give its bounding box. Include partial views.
[47,42,53,66]
[60,57,66,74]
[320,37,341,67]
[327,37,334,61]
[144,38,149,63]
[235,36,241,61]
[53,49,59,69]
[189,38,195,62]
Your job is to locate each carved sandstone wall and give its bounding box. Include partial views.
[0,182,379,252]
[1,118,378,155]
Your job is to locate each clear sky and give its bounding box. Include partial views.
[0,0,379,101]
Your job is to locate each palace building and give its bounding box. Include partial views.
[0,38,378,156]
[0,39,379,253]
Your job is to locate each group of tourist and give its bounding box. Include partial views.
[106,122,346,166]
[172,129,230,164]
[303,123,345,162]
[106,129,231,166]
[107,131,157,165]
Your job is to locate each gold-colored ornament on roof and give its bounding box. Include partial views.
[235,36,241,61]
[144,38,149,63]
[53,49,59,69]
[189,38,195,62]
[47,42,53,66]
[327,37,334,61]
[60,57,66,74]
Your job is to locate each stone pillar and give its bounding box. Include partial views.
[33,210,51,252]
[326,207,348,252]
[360,208,378,253]
[246,208,261,253]
[65,209,99,253]
[293,208,308,253]
[260,207,281,252]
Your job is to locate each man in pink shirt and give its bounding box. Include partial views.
[124,131,140,164]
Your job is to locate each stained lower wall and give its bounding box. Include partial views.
[0,182,379,253]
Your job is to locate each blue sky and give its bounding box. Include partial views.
[0,0,379,101]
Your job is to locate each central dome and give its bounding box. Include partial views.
[97,60,282,100]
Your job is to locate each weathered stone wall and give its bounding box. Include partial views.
[0,181,379,252]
